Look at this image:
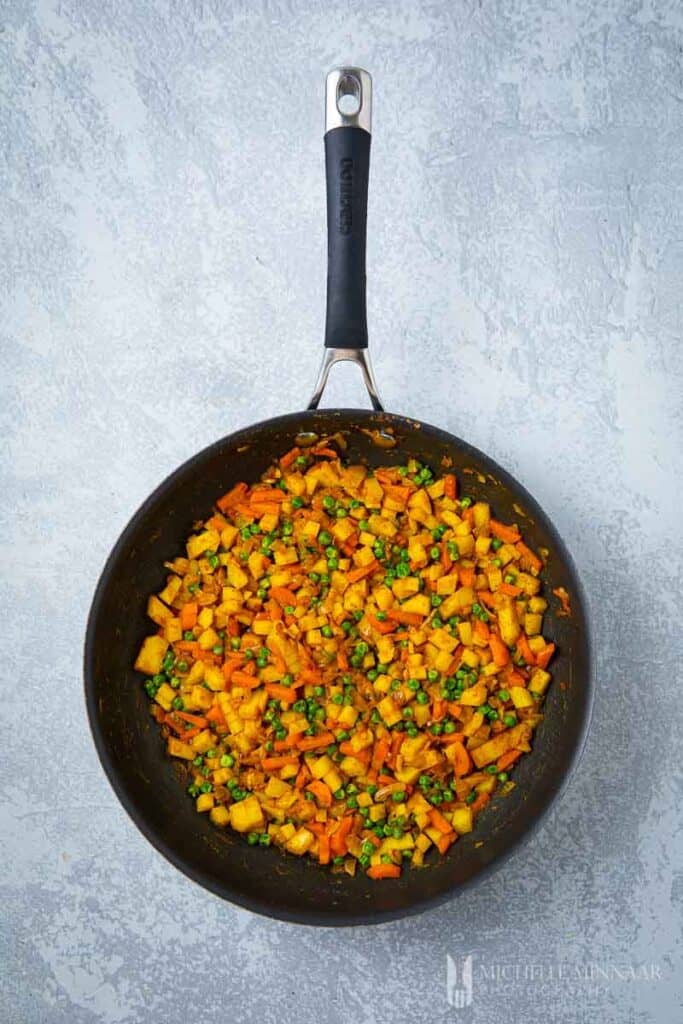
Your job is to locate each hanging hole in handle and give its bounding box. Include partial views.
[337,73,361,116]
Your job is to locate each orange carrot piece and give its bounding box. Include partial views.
[330,816,354,855]
[371,736,390,771]
[265,683,297,704]
[489,632,510,667]
[443,473,457,499]
[311,446,338,459]
[432,698,446,722]
[250,488,286,504]
[337,646,349,670]
[216,482,248,511]
[269,586,298,606]
[279,446,301,469]
[261,754,300,771]
[221,657,243,681]
[436,833,456,855]
[296,732,335,752]
[458,566,475,587]
[429,808,454,835]
[441,541,453,572]
[205,704,227,727]
[366,612,397,635]
[230,670,262,690]
[516,632,536,666]
[472,617,490,643]
[490,519,521,544]
[347,560,380,584]
[516,541,543,573]
[174,640,198,656]
[496,748,523,772]
[367,863,401,880]
[294,764,309,790]
[306,779,333,808]
[175,711,208,727]
[451,741,472,777]
[469,792,491,814]
[536,642,556,669]
[498,581,522,597]
[553,587,571,616]
[386,608,424,626]
[180,602,198,630]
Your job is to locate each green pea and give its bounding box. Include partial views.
[392,791,406,802]
[220,754,235,768]
[291,496,304,509]
[318,530,332,546]
[498,688,510,702]
[504,713,517,728]
[416,691,429,705]
[247,832,259,846]
[321,625,333,639]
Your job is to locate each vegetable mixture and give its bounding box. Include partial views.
[135,442,555,880]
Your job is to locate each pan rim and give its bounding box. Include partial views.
[84,407,594,926]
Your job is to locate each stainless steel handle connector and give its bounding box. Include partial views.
[307,347,383,411]
[325,68,372,134]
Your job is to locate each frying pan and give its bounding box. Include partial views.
[85,68,593,925]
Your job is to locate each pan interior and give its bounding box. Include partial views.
[85,408,592,925]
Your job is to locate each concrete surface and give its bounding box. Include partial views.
[2,1,682,1021]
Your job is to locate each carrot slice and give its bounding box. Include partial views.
[180,602,198,630]
[318,832,331,865]
[451,741,472,777]
[175,711,208,727]
[269,586,298,606]
[306,780,333,807]
[516,541,542,572]
[386,608,424,626]
[230,670,262,690]
[489,632,510,667]
[498,582,522,597]
[367,864,401,880]
[216,482,248,511]
[296,732,335,752]
[347,560,380,584]
[490,519,521,544]
[496,748,523,772]
[516,632,536,666]
[536,642,556,669]
[261,754,300,771]
[443,473,457,499]
[265,683,297,704]
[329,816,354,855]
[429,808,454,835]
[279,446,301,469]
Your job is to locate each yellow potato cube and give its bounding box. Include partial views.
[197,607,214,629]
[310,755,334,780]
[510,686,534,709]
[154,682,176,711]
[377,695,402,727]
[220,524,238,550]
[198,627,220,650]
[134,635,169,676]
[196,793,214,813]
[230,795,265,833]
[392,577,420,600]
[436,573,459,596]
[203,666,225,691]
[191,729,215,754]
[340,755,366,777]
[451,807,473,834]
[529,668,551,695]
[210,805,231,827]
[227,561,249,589]
[186,528,220,560]
[458,681,487,706]
[158,575,182,606]
[498,597,521,647]
[524,613,543,636]
[440,587,476,618]
[401,594,430,616]
[286,827,315,856]
[167,737,194,759]
[338,704,359,728]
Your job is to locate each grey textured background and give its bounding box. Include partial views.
[2,1,682,1022]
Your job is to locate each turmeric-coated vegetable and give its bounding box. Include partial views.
[135,443,557,879]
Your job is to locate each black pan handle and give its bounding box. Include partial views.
[308,68,383,411]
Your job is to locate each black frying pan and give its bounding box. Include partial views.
[85,68,593,925]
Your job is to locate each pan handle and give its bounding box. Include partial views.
[308,68,384,412]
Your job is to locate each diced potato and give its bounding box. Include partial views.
[197,607,214,629]
[154,682,176,711]
[431,628,458,652]
[376,636,395,664]
[158,575,182,606]
[191,729,215,754]
[220,524,238,550]
[310,755,334,780]
[203,666,225,691]
[167,737,194,759]
[338,704,359,728]
[135,635,168,676]
[286,827,315,855]
[458,681,487,706]
[227,561,249,589]
[498,597,521,647]
[524,613,543,636]
[210,805,231,827]
[187,528,220,560]
[198,627,220,650]
[440,587,476,618]
[528,597,548,614]
[323,767,343,793]
[164,618,182,643]
[265,777,291,798]
[407,540,427,566]
[457,621,473,646]
[340,755,366,777]
[451,807,473,834]
[187,685,214,711]
[471,724,532,768]
[436,573,459,596]
[472,502,490,529]
[392,577,420,600]
[230,795,265,833]
[377,695,402,727]
[187,661,205,685]
[196,793,214,813]
[529,668,551,695]
[510,686,534,709]
[401,594,431,616]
